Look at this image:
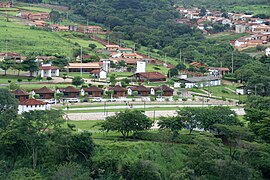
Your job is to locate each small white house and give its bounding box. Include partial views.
[174,75,221,88]
[18,99,50,115]
[34,64,59,78]
[266,47,270,57]
[236,86,247,95]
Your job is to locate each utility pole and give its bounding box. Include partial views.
[80,46,83,77]
[231,51,234,74]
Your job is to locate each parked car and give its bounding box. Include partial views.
[92,97,102,102]
[64,98,80,103]
[156,97,165,102]
[106,98,117,102]
[43,99,59,104]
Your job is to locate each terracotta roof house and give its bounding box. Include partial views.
[65,62,101,72]
[105,45,120,51]
[127,85,150,96]
[117,47,133,53]
[0,52,23,62]
[82,86,103,97]
[57,86,80,98]
[190,62,208,67]
[18,99,50,115]
[151,85,174,96]
[32,87,54,99]
[108,85,127,97]
[86,26,102,33]
[133,72,167,82]
[34,64,60,78]
[12,89,29,102]
[175,75,221,88]
[0,2,13,8]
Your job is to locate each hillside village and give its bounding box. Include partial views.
[0,1,266,114]
[0,0,270,179]
[176,7,270,51]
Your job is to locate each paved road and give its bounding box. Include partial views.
[67,108,245,121]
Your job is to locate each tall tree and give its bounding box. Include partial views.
[99,110,152,139]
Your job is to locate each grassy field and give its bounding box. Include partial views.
[146,64,169,75]
[64,120,102,131]
[0,15,77,57]
[230,5,270,16]
[205,32,248,42]
[205,85,247,100]
[0,75,39,84]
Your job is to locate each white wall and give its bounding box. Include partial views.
[18,104,50,114]
[136,61,146,73]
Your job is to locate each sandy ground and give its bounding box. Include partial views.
[67,108,245,121]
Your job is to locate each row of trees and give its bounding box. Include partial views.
[235,56,270,96]
[0,89,95,179]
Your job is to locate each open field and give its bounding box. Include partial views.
[205,32,248,43]
[0,15,77,57]
[230,5,270,16]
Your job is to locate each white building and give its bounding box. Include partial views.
[18,99,50,115]
[174,75,221,88]
[136,61,146,73]
[102,59,110,72]
[266,47,270,56]
[99,70,107,79]
[34,64,59,78]
[236,86,247,95]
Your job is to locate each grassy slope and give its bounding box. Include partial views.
[0,15,76,57]
[230,5,270,16]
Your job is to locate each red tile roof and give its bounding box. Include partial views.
[39,65,58,70]
[19,99,46,105]
[109,85,127,92]
[154,85,173,92]
[135,72,166,80]
[83,86,103,92]
[59,86,80,93]
[13,89,29,96]
[129,85,149,92]
[34,87,54,94]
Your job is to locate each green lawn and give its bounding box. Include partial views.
[0,75,38,84]
[64,120,102,131]
[109,72,133,78]
[19,83,73,91]
[205,85,247,100]
[60,72,92,79]
[146,64,169,75]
